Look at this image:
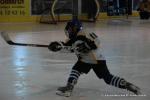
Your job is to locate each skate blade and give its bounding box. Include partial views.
[129,85,142,95]
[56,90,72,97]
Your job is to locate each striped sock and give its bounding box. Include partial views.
[67,69,81,85]
[110,76,126,89]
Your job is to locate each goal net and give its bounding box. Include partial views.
[39,0,73,24]
[39,0,100,24]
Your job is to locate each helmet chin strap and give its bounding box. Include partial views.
[65,28,79,40]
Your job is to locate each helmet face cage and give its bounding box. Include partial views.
[65,20,82,39]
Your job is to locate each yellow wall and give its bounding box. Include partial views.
[0,0,139,23]
[0,0,37,22]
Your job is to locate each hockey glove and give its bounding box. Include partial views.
[75,41,91,53]
[48,41,62,52]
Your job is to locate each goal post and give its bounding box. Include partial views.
[40,0,61,24]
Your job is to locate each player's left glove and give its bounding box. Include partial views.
[48,41,63,52]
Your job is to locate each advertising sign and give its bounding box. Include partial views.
[0,0,30,16]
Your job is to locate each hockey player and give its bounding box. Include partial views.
[137,0,150,19]
[48,19,141,97]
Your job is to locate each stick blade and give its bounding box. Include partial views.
[1,31,14,44]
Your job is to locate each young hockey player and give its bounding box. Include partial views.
[48,19,141,97]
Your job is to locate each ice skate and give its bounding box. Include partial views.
[126,82,141,95]
[56,83,74,97]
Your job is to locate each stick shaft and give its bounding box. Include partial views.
[10,42,49,47]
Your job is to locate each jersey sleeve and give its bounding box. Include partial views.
[76,33,99,50]
[85,32,100,48]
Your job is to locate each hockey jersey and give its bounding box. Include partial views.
[63,30,105,64]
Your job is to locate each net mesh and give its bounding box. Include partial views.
[40,0,73,24]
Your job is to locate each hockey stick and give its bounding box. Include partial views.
[1,31,72,51]
[1,31,49,48]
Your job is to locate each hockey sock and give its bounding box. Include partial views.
[67,69,81,86]
[109,76,126,89]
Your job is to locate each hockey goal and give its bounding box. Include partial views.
[39,0,100,24]
[40,0,73,24]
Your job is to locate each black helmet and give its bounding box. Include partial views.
[65,19,82,39]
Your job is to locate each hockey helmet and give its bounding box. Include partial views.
[65,19,82,39]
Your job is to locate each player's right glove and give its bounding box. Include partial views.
[48,41,62,52]
[74,41,91,53]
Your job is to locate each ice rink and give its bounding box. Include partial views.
[0,18,150,100]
